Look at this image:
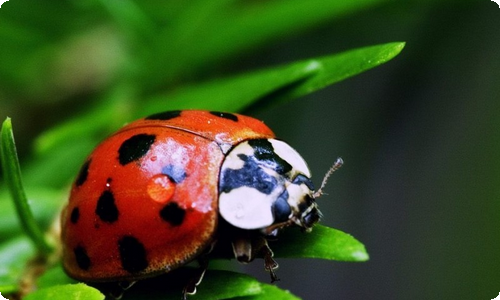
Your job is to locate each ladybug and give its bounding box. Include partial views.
[61,110,342,298]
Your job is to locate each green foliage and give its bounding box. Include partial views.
[0,0,405,299]
[23,283,105,300]
[272,225,369,261]
[0,119,52,255]
[36,265,300,300]
[0,237,36,294]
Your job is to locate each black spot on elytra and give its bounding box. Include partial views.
[118,235,148,273]
[118,134,156,165]
[74,246,91,270]
[220,154,278,195]
[75,159,91,186]
[95,190,119,223]
[161,164,187,183]
[159,202,186,226]
[70,207,80,224]
[145,110,182,121]
[248,139,292,175]
[210,111,238,122]
[273,190,291,223]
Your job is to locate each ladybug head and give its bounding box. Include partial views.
[288,157,343,232]
[218,138,342,233]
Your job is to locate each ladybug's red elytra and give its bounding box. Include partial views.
[61,110,342,298]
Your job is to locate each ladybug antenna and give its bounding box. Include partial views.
[313,157,343,199]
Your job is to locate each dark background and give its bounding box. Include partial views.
[1,0,499,299]
[244,2,500,299]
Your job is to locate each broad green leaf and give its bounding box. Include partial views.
[233,284,301,300]
[36,267,298,300]
[192,270,262,300]
[267,42,405,106]
[124,269,263,300]
[37,265,77,289]
[0,118,52,254]
[0,237,36,294]
[0,187,63,242]
[143,42,405,115]
[208,225,368,263]
[136,59,321,116]
[24,283,105,300]
[272,225,369,262]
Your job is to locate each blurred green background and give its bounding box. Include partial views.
[1,0,499,299]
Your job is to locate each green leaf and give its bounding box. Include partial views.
[144,42,405,115]
[137,59,321,115]
[37,266,286,300]
[192,270,262,300]
[0,237,36,294]
[23,283,105,300]
[34,268,301,300]
[272,225,369,262]
[233,284,301,300]
[122,269,262,300]
[266,42,406,106]
[147,0,391,87]
[0,118,52,254]
[37,265,77,289]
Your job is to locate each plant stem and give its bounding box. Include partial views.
[1,118,53,256]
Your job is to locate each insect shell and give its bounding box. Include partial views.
[61,110,339,297]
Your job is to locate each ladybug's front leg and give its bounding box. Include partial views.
[182,257,208,300]
[231,234,280,282]
[108,280,136,300]
[254,237,280,283]
[182,241,216,299]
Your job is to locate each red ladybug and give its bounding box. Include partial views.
[61,110,342,298]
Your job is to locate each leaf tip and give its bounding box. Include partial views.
[379,41,406,61]
[2,117,12,132]
[351,249,370,262]
[394,41,406,53]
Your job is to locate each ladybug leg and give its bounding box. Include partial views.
[254,237,280,283]
[108,280,136,300]
[231,233,253,263]
[182,257,209,300]
[231,233,280,282]
[182,241,215,299]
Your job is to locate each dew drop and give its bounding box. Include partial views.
[147,174,175,203]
